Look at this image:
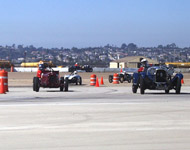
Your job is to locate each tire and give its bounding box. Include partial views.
[165,90,169,94]
[128,78,132,83]
[75,77,78,85]
[33,77,36,91]
[79,77,82,85]
[176,78,181,94]
[109,75,113,83]
[60,77,64,91]
[64,77,69,91]
[132,85,137,93]
[33,77,40,92]
[140,76,145,94]
[120,76,124,83]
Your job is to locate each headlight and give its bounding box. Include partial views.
[148,68,156,75]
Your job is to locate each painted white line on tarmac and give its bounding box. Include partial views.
[0,102,150,107]
[0,124,190,132]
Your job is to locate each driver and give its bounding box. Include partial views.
[72,71,78,75]
[141,59,148,67]
[37,61,46,78]
[138,59,149,72]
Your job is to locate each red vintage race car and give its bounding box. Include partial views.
[33,68,69,92]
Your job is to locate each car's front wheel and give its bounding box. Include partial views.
[140,76,145,94]
[33,77,40,92]
[132,85,137,93]
[176,78,181,94]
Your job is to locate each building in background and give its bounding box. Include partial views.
[109,56,158,68]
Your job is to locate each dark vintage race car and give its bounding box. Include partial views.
[109,72,132,83]
[68,65,93,72]
[33,68,69,92]
[132,65,183,94]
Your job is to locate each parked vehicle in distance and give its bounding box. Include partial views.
[132,65,183,94]
[33,67,69,92]
[109,71,132,83]
[64,71,82,85]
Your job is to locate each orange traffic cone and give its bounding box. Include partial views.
[0,78,5,94]
[100,77,104,85]
[181,79,184,84]
[95,77,99,87]
[120,68,123,72]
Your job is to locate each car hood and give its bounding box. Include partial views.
[64,74,80,80]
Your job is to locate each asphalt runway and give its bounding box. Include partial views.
[0,86,190,150]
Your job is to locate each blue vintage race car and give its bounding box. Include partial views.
[132,65,183,94]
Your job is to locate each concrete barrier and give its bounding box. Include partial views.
[12,67,190,73]
[14,67,69,72]
[93,68,138,73]
[174,68,190,73]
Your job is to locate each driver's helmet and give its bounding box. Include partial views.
[74,71,78,74]
[141,58,148,67]
[39,64,45,70]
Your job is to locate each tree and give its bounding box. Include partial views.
[166,43,177,49]
[157,45,163,49]
[128,43,137,51]
[121,43,127,49]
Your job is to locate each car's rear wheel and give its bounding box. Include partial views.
[75,77,78,85]
[79,77,82,85]
[33,77,40,92]
[176,78,181,94]
[60,77,64,91]
[120,76,124,83]
[140,76,145,94]
[127,77,132,83]
[165,89,170,94]
[33,77,36,91]
[109,75,113,83]
[132,85,137,93]
[64,77,69,91]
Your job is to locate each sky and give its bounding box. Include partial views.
[0,0,190,48]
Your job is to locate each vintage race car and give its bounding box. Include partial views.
[132,65,183,94]
[68,65,93,72]
[33,68,69,92]
[64,72,82,85]
[109,72,132,83]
